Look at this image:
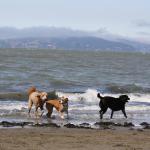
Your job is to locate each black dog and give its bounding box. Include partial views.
[97,93,130,119]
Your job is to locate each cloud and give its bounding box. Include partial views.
[91,28,126,41]
[134,20,150,27]
[136,31,150,36]
[96,27,109,34]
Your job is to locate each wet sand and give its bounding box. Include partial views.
[0,127,150,150]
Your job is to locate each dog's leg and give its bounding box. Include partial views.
[65,104,69,119]
[66,110,69,119]
[100,108,107,119]
[122,109,127,118]
[40,105,44,117]
[99,109,102,114]
[35,106,39,118]
[40,110,44,117]
[28,99,33,117]
[28,108,31,117]
[100,111,104,119]
[99,109,103,119]
[110,110,114,119]
[46,107,53,118]
[99,109,104,119]
[46,103,53,118]
[60,112,64,119]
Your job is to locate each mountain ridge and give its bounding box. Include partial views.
[0,27,150,52]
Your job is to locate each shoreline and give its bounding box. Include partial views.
[0,127,150,150]
[0,120,150,129]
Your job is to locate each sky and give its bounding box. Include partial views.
[0,0,150,42]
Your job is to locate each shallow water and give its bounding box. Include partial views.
[0,49,150,125]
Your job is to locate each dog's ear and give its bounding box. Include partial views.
[36,94,41,99]
[59,100,63,104]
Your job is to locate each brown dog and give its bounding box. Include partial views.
[27,87,48,118]
[46,97,69,119]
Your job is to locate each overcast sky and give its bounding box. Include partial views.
[0,0,150,42]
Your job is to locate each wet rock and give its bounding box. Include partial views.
[94,121,135,128]
[33,123,60,128]
[143,125,150,129]
[140,122,150,129]
[103,126,111,129]
[0,121,33,127]
[94,121,115,126]
[123,122,134,127]
[78,126,92,129]
[79,123,91,128]
[17,122,33,127]
[79,123,90,126]
[0,121,14,127]
[64,123,92,129]
[64,123,77,128]
[140,122,149,126]
[0,121,60,128]
[114,123,122,126]
[94,122,115,130]
[137,129,144,132]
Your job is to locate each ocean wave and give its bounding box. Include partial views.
[57,89,99,105]
[106,84,150,94]
[57,88,150,104]
[0,92,27,101]
[0,88,150,119]
[1,88,150,104]
[0,91,58,101]
[0,101,27,110]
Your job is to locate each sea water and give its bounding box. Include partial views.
[0,49,150,126]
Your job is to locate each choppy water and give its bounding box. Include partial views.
[0,49,150,126]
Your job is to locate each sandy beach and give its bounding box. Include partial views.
[0,127,150,150]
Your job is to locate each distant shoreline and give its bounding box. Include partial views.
[0,48,150,54]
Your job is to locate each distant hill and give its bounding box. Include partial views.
[0,37,135,51]
[117,39,150,52]
[0,27,90,39]
[0,27,150,52]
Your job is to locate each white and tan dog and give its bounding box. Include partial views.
[27,86,48,118]
[46,96,69,119]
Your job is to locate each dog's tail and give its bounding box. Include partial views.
[97,93,103,99]
[27,86,36,96]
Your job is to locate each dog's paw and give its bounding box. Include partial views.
[61,115,64,119]
[40,111,44,117]
[28,114,31,118]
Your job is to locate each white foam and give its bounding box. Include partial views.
[128,93,150,103]
[57,89,150,104]
[57,89,99,104]
[0,101,27,111]
[0,89,150,119]
[127,105,150,111]
[70,105,99,111]
[56,89,150,113]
